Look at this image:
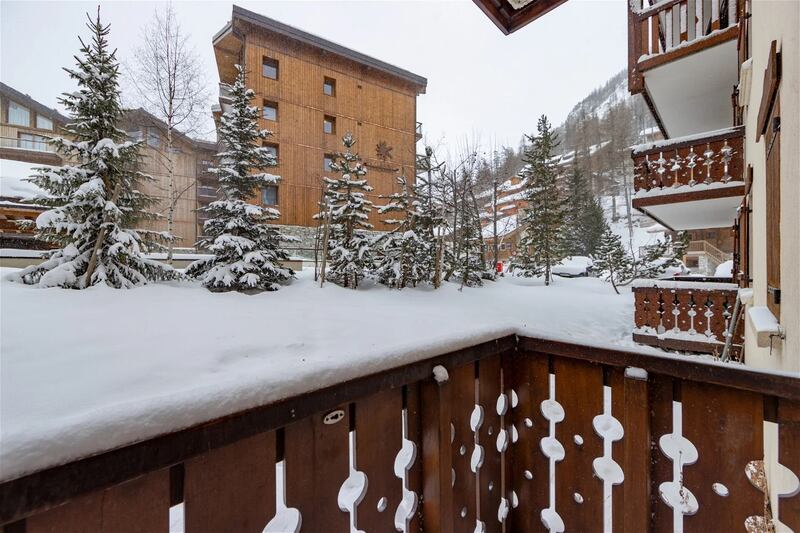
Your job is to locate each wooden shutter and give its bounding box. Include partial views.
[758,41,781,317]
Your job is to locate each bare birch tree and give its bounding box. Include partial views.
[127,3,209,262]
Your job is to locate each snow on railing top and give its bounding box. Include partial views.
[631,278,737,291]
[631,126,742,155]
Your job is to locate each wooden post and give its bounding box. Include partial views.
[318,204,331,288]
[420,376,453,532]
[622,369,651,532]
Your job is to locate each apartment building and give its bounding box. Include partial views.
[212,5,427,256]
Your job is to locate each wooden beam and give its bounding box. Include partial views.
[632,183,745,209]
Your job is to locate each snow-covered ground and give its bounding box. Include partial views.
[0,266,674,482]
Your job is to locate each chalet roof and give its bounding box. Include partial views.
[0,83,69,125]
[221,5,427,91]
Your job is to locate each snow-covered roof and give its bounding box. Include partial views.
[1,267,690,482]
[481,214,518,239]
[0,159,50,201]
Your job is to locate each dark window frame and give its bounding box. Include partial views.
[263,100,278,122]
[262,56,279,80]
[262,185,279,206]
[323,115,336,135]
[323,77,336,97]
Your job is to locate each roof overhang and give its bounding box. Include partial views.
[227,5,427,93]
[472,0,568,35]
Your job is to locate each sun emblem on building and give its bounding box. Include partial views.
[376,141,393,161]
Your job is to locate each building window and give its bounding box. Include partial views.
[323,115,335,135]
[324,155,334,171]
[36,115,53,130]
[18,133,48,151]
[263,101,278,122]
[323,77,336,96]
[264,142,279,160]
[262,185,278,206]
[8,101,30,126]
[262,56,279,80]
[147,129,160,148]
[127,129,143,141]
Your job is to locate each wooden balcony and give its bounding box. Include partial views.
[628,0,743,137]
[633,280,743,358]
[3,336,798,531]
[631,126,744,230]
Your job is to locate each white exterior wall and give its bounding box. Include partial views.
[739,2,799,530]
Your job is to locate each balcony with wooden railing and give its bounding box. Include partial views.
[631,126,745,230]
[1,335,798,532]
[633,279,743,358]
[628,0,744,138]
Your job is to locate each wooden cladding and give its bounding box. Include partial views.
[229,20,419,230]
[628,0,742,92]
[633,283,744,358]
[632,127,744,193]
[3,337,798,530]
[765,93,781,318]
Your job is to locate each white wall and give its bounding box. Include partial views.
[740,2,800,530]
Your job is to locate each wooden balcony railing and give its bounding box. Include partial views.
[2,336,798,531]
[629,0,743,92]
[632,126,744,193]
[633,280,743,357]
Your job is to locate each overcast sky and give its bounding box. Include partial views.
[1,0,627,150]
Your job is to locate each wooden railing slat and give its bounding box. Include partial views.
[284,404,350,532]
[404,382,423,533]
[618,369,650,532]
[682,382,764,532]
[184,432,276,533]
[777,400,800,531]
[649,375,676,532]
[354,387,403,532]
[448,361,478,529]
[476,355,503,531]
[420,372,454,532]
[553,357,605,532]
[26,469,169,533]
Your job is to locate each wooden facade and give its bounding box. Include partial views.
[213,6,427,232]
[120,110,218,248]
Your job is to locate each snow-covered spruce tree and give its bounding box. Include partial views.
[563,165,605,257]
[452,189,486,288]
[373,175,429,288]
[186,65,293,292]
[592,224,633,294]
[317,133,374,289]
[11,10,173,289]
[510,115,568,285]
[632,231,688,279]
[414,146,445,285]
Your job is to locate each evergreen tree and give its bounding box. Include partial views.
[592,224,633,294]
[633,231,688,279]
[414,147,445,285]
[317,133,374,289]
[187,65,293,292]
[563,165,605,256]
[373,175,430,288]
[452,194,485,288]
[11,10,173,289]
[510,115,568,285]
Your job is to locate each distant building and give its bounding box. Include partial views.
[212,5,427,256]
[0,83,218,251]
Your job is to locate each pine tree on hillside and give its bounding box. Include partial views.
[373,175,431,288]
[563,165,605,256]
[592,224,633,294]
[187,65,293,292]
[510,115,568,285]
[12,10,173,289]
[633,231,688,279]
[317,133,374,289]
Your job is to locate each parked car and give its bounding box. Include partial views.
[552,256,593,278]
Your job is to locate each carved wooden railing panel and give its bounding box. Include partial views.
[632,126,744,193]
[2,336,799,532]
[629,0,743,92]
[633,281,743,357]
